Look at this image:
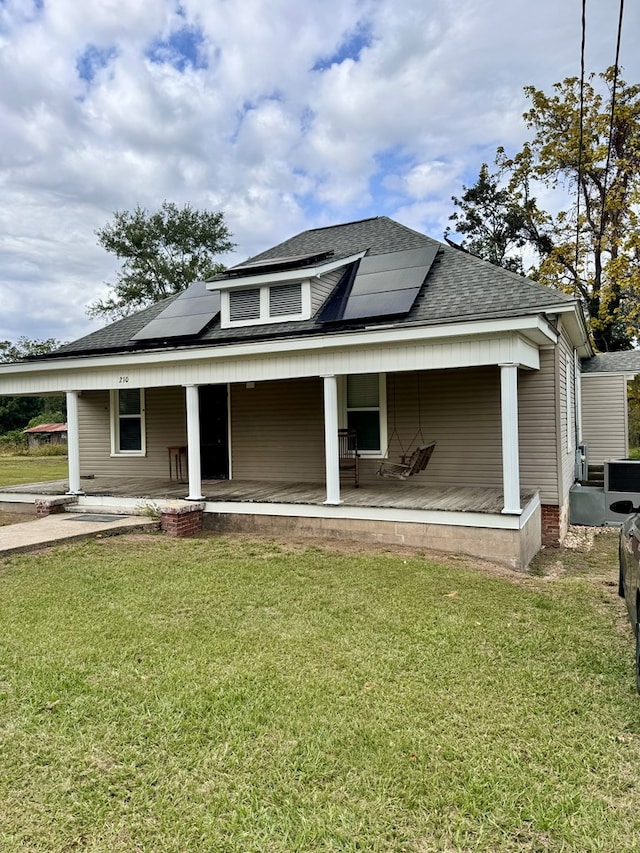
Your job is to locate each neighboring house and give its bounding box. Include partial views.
[581,352,640,466]
[23,422,68,450]
[0,217,595,568]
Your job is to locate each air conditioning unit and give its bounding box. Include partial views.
[575,443,588,482]
[605,459,640,522]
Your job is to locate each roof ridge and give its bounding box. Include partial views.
[302,216,381,234]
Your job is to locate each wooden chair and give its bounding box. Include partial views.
[378,441,436,481]
[338,428,359,487]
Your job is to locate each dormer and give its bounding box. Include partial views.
[210,250,366,329]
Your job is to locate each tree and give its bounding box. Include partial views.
[444,163,550,274]
[0,338,65,434]
[447,68,640,351]
[0,337,62,362]
[88,202,235,321]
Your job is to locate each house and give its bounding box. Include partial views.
[0,216,594,568]
[580,352,640,467]
[23,422,68,450]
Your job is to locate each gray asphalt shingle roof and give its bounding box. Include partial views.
[581,352,640,374]
[52,216,577,359]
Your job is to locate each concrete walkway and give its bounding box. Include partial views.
[0,513,158,556]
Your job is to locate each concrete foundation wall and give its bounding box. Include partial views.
[203,508,541,571]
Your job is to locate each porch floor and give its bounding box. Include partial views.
[0,476,536,515]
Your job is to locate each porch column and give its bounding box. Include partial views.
[184,384,204,501]
[322,374,341,505]
[65,390,83,495]
[499,363,521,514]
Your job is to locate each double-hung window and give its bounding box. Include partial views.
[111,388,146,455]
[344,373,386,457]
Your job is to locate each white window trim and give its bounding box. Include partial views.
[110,388,146,457]
[339,373,387,459]
[565,353,574,454]
[221,280,311,328]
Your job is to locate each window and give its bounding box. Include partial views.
[270,283,303,316]
[111,388,146,455]
[344,373,386,456]
[229,288,261,321]
[222,281,309,327]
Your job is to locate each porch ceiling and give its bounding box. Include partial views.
[0,477,536,516]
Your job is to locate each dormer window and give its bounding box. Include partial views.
[214,249,367,330]
[229,288,261,322]
[270,283,303,316]
[222,281,310,327]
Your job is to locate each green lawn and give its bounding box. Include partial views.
[0,532,639,851]
[0,454,68,487]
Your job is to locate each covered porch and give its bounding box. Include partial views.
[0,474,535,512]
[0,475,541,569]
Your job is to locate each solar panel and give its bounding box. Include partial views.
[225,250,334,277]
[320,245,439,323]
[130,281,221,342]
[342,288,421,320]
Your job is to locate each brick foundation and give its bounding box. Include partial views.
[541,499,570,548]
[160,503,204,537]
[35,496,77,516]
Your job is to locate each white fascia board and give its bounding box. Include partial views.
[582,370,640,380]
[551,304,592,357]
[212,251,366,290]
[0,314,551,383]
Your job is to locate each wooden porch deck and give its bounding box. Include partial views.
[0,476,536,515]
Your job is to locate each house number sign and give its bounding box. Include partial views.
[119,376,130,384]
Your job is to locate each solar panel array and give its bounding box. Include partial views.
[320,245,439,323]
[130,280,221,342]
[224,250,334,278]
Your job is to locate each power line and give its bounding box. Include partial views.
[574,0,587,289]
[597,0,625,253]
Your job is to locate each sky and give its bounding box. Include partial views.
[0,0,637,345]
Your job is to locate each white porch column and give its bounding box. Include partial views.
[499,363,521,514]
[184,384,204,501]
[65,390,83,495]
[322,374,341,505]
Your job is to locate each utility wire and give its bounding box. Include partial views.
[597,0,625,253]
[574,0,586,290]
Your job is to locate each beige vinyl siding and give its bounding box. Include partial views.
[581,373,628,465]
[230,369,504,487]
[518,348,559,504]
[78,387,187,477]
[310,269,343,315]
[230,365,564,495]
[230,378,325,481]
[368,367,503,487]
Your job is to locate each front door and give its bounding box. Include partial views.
[199,385,229,479]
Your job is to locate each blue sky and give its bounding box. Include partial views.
[0,0,637,343]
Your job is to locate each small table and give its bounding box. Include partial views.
[168,446,187,481]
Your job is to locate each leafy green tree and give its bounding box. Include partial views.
[0,338,65,433]
[444,163,551,274]
[88,201,235,320]
[448,68,640,351]
[0,337,62,362]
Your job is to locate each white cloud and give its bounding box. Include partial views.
[0,0,637,342]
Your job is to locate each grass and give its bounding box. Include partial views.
[0,532,639,851]
[0,454,68,487]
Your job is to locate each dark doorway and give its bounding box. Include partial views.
[199,384,229,479]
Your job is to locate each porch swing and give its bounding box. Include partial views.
[377,374,436,480]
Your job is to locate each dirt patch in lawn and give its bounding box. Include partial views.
[0,510,38,527]
[108,524,622,589]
